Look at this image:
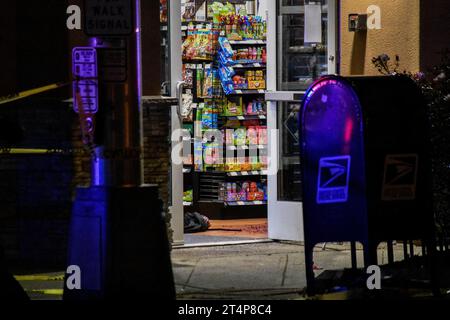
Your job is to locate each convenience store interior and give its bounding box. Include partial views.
[159,0,333,244]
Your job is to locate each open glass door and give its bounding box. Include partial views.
[266,0,337,241]
[161,0,184,246]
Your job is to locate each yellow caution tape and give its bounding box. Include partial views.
[26,289,64,296]
[15,274,65,281]
[0,83,69,105]
[0,149,50,155]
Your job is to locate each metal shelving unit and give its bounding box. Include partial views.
[181,0,268,219]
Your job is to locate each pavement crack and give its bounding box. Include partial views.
[183,258,200,290]
[281,254,289,287]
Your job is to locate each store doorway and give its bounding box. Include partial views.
[161,0,269,245]
[180,0,269,245]
[160,0,337,246]
[266,0,337,241]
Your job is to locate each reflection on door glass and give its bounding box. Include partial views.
[278,102,302,202]
[278,0,329,91]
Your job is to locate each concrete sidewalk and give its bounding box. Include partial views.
[172,240,415,300]
[14,240,421,300]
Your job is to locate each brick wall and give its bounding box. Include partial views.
[142,103,172,244]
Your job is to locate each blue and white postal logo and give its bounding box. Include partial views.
[317,156,351,204]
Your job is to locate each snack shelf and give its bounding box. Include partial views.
[193,171,268,177]
[182,8,268,216]
[210,0,256,4]
[225,114,266,120]
[226,170,268,177]
[224,200,267,207]
[226,144,267,150]
[232,89,266,95]
[232,63,266,69]
[229,40,267,45]
[183,167,192,174]
[184,63,213,69]
[183,58,214,63]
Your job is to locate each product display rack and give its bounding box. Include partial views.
[181,1,268,219]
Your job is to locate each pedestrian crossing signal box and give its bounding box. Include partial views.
[299,75,436,293]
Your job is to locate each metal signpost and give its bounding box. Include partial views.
[64,0,175,301]
[84,0,141,187]
[72,47,98,147]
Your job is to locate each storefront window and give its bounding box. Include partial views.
[277,0,329,91]
[278,102,302,202]
[276,0,332,202]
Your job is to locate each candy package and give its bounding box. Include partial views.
[258,126,268,145]
[247,126,259,145]
[234,128,247,146]
[222,99,243,117]
[219,37,234,58]
[194,141,203,172]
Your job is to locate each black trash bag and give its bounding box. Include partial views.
[184,212,210,233]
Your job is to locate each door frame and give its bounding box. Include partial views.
[265,0,338,241]
[168,0,184,246]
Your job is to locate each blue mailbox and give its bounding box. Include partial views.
[300,75,437,294]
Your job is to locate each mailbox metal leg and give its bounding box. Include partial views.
[362,241,371,268]
[369,243,379,266]
[305,244,316,296]
[350,242,357,270]
[387,241,394,265]
[421,241,426,258]
[425,237,441,297]
[409,241,415,258]
[403,241,409,260]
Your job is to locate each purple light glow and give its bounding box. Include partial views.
[301,76,366,205]
[344,118,354,143]
[135,0,143,103]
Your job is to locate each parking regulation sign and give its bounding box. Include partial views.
[73,80,99,114]
[73,47,97,78]
[84,0,133,36]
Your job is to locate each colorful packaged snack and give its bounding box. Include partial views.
[257,126,268,145]
[222,99,243,116]
[202,68,213,97]
[194,141,203,172]
[234,128,247,146]
[247,126,259,145]
[218,37,234,58]
[201,106,213,129]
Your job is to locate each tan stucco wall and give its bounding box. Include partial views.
[340,0,420,76]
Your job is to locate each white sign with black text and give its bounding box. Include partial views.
[84,0,133,36]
